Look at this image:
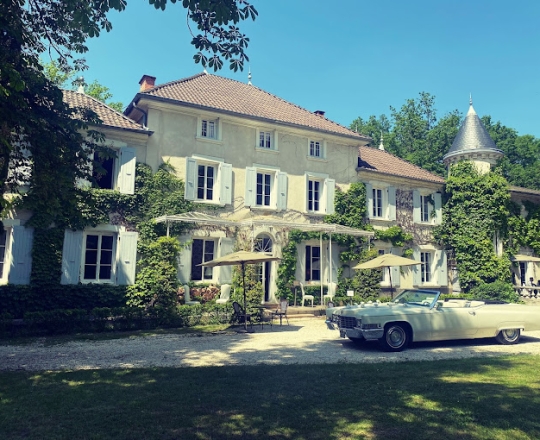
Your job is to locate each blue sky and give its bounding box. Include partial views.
[82,0,540,138]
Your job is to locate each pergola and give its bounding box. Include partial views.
[154,213,374,303]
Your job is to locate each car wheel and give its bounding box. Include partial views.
[496,328,521,345]
[379,323,409,352]
[348,337,365,345]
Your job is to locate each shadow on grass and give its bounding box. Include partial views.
[1,356,540,439]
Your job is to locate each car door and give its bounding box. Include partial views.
[430,305,479,340]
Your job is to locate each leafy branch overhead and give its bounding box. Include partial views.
[149,0,258,72]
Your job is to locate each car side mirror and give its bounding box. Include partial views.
[436,301,443,310]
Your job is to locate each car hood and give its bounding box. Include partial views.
[327,303,430,318]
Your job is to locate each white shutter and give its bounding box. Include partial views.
[185,158,197,201]
[434,192,442,225]
[412,248,421,286]
[329,242,339,283]
[325,178,335,214]
[388,186,396,221]
[436,249,448,287]
[218,162,232,205]
[390,248,400,287]
[177,235,192,283]
[295,243,305,281]
[118,147,136,195]
[61,230,83,285]
[117,231,138,285]
[276,172,288,211]
[365,183,373,219]
[217,237,234,283]
[8,226,33,285]
[244,167,256,207]
[304,174,310,212]
[413,190,420,223]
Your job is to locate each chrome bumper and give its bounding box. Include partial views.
[338,327,384,340]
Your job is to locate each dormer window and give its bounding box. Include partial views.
[201,119,216,139]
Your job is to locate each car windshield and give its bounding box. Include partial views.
[393,290,440,307]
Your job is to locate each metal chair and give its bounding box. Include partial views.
[300,282,314,307]
[231,301,253,328]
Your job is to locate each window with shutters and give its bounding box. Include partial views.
[305,245,321,281]
[245,166,287,211]
[413,191,442,225]
[185,156,232,205]
[91,146,136,194]
[83,233,116,283]
[305,173,335,214]
[420,251,432,284]
[365,183,396,221]
[191,239,215,281]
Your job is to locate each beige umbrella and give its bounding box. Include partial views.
[353,254,421,297]
[201,251,280,331]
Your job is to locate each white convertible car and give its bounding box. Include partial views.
[325,289,540,351]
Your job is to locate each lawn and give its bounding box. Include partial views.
[1,356,540,439]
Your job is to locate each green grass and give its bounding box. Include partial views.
[1,356,540,439]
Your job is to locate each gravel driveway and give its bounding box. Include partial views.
[2,317,540,371]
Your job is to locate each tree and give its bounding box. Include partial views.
[42,60,124,111]
[1,0,256,221]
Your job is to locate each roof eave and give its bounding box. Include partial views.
[129,93,372,143]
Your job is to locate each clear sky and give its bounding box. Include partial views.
[82,0,540,138]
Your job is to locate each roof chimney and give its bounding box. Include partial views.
[139,75,156,92]
[314,110,325,117]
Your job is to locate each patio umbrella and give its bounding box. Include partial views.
[201,251,280,331]
[353,254,421,297]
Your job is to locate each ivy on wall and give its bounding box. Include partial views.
[434,162,512,292]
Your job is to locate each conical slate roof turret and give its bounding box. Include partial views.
[443,97,504,170]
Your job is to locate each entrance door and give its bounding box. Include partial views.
[254,235,273,302]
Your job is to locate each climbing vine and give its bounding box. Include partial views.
[434,162,512,292]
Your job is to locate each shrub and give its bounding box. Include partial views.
[468,280,520,303]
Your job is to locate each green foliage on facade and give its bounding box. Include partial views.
[435,162,512,292]
[127,236,181,310]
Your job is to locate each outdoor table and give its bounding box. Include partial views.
[255,307,266,328]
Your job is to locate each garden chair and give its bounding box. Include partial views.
[323,282,337,305]
[216,284,231,304]
[300,282,314,307]
[271,299,289,327]
[183,285,200,305]
[231,301,252,328]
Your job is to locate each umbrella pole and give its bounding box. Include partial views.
[242,262,247,331]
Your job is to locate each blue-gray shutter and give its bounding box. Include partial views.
[219,162,232,205]
[185,158,197,201]
[413,190,420,223]
[390,249,401,288]
[217,237,234,283]
[8,226,33,285]
[244,167,256,207]
[436,249,448,287]
[61,230,83,285]
[276,172,288,211]
[434,192,442,225]
[328,242,339,283]
[325,178,335,214]
[412,248,421,286]
[117,231,138,285]
[295,243,305,281]
[388,186,396,221]
[365,183,373,219]
[177,235,192,283]
[118,147,136,195]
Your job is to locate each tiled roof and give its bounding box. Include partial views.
[63,90,147,133]
[444,103,503,160]
[136,73,369,140]
[358,146,445,184]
